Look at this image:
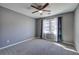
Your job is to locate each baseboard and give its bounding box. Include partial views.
[0,37,34,50]
[62,41,74,45]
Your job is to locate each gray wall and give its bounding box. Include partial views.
[0,6,35,48]
[74,5,79,52]
[35,19,42,38]
[62,13,74,44]
[36,12,74,44]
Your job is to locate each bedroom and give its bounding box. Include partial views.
[0,3,79,55]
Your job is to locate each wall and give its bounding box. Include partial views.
[74,5,79,52]
[0,6,35,48]
[36,12,74,44]
[62,13,74,44]
[35,19,42,38]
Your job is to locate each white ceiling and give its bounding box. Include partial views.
[0,3,78,18]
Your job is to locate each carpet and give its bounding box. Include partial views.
[0,39,78,55]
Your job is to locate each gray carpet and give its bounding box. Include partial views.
[0,39,79,55]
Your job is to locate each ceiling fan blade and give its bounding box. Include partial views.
[31,5,40,10]
[41,3,49,9]
[32,11,38,13]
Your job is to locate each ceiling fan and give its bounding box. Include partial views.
[31,3,51,15]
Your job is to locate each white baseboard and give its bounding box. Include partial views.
[0,37,34,50]
[62,41,74,45]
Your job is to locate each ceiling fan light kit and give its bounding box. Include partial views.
[39,10,43,13]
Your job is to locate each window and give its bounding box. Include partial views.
[43,18,57,34]
[43,18,58,41]
[51,18,58,35]
[43,20,50,33]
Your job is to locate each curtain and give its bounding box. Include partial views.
[57,17,62,42]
